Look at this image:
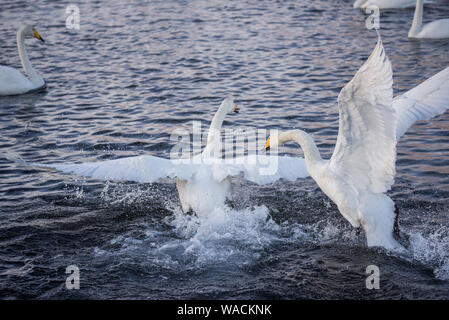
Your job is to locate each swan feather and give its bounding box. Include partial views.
[330,36,396,194]
[394,66,449,139]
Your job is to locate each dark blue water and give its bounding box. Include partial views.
[0,0,449,299]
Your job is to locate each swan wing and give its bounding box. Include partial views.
[330,36,396,194]
[39,154,308,185]
[39,155,197,183]
[217,154,309,185]
[394,66,449,139]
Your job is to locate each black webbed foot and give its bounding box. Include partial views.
[393,206,410,248]
[393,206,401,238]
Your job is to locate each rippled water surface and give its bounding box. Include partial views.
[1,0,449,299]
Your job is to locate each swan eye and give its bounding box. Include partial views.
[233,103,239,113]
[265,137,271,150]
[33,29,45,42]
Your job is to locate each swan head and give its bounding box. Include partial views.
[220,97,239,114]
[19,25,45,42]
[264,131,298,150]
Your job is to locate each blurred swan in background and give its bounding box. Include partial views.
[36,98,308,216]
[408,0,449,39]
[354,0,429,9]
[0,25,46,96]
[265,36,449,250]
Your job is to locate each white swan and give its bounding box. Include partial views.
[265,36,449,250]
[354,0,428,9]
[38,98,309,216]
[408,0,449,39]
[0,25,46,96]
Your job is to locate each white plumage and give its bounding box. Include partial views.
[0,25,46,96]
[38,98,309,216]
[408,0,449,39]
[394,66,449,138]
[266,36,449,250]
[354,0,429,9]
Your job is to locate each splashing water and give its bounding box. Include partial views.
[167,205,280,264]
[93,203,283,271]
[62,181,449,282]
[409,227,449,280]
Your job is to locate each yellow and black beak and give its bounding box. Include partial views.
[233,103,239,113]
[33,29,45,42]
[265,137,270,150]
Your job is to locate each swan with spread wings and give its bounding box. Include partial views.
[265,36,449,250]
[38,98,309,216]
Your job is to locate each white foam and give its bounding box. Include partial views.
[93,203,283,270]
[162,204,280,266]
[408,227,449,280]
[92,182,365,271]
[93,184,448,279]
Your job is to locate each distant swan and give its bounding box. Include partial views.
[353,0,430,9]
[0,25,46,96]
[354,0,429,9]
[37,98,309,216]
[408,0,449,39]
[265,36,449,250]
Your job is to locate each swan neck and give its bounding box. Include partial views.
[17,29,42,85]
[208,104,227,134]
[353,0,365,8]
[204,103,227,156]
[409,0,423,36]
[282,130,322,165]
